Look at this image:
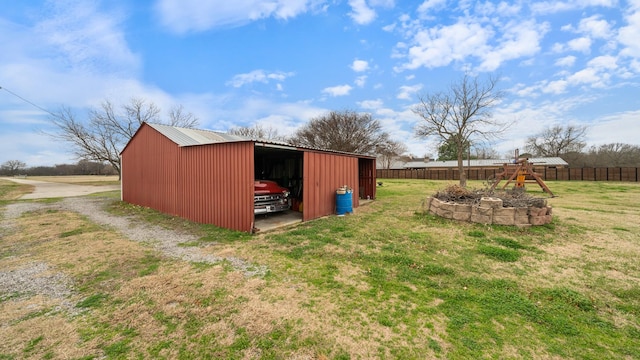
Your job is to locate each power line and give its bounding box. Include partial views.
[0,85,60,118]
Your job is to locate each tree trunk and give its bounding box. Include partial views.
[457,152,467,187]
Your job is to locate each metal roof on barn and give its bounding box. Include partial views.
[147,123,250,146]
[146,122,376,159]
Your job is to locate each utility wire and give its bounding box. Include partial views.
[0,85,60,118]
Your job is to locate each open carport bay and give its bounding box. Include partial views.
[254,144,304,229]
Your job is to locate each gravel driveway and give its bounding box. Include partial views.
[1,192,266,316]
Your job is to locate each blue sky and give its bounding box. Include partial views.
[1,0,639,167]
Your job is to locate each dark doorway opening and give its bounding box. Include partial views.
[358,158,376,200]
[253,144,304,232]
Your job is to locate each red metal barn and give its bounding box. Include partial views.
[120,123,376,232]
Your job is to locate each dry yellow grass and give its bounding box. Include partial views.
[0,179,33,200]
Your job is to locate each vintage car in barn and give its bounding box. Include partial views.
[254,180,291,215]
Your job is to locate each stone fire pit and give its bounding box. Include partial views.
[424,186,553,227]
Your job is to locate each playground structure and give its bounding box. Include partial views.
[489,151,555,197]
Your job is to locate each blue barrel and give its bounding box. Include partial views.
[336,190,353,215]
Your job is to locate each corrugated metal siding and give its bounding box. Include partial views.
[121,124,179,215]
[123,124,373,231]
[303,151,359,221]
[177,142,254,232]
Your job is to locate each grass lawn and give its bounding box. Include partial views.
[0,178,639,359]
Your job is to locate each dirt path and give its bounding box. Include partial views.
[1,177,120,199]
[1,197,266,277]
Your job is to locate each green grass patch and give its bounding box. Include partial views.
[59,224,99,238]
[23,336,44,354]
[136,253,163,276]
[0,292,22,303]
[153,311,179,334]
[477,245,521,262]
[102,339,131,358]
[493,237,527,249]
[467,230,486,238]
[613,226,630,232]
[77,293,109,308]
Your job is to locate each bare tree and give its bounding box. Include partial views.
[168,104,199,128]
[49,98,199,180]
[228,124,284,141]
[525,124,587,157]
[588,143,640,167]
[472,145,500,160]
[377,139,408,169]
[290,110,389,154]
[1,160,27,176]
[413,74,508,187]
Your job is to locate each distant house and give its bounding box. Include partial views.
[378,157,568,170]
[377,156,431,170]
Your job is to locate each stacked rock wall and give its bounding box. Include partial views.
[425,197,552,227]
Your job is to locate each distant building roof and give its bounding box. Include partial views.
[379,157,568,169]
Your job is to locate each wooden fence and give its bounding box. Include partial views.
[376,167,640,182]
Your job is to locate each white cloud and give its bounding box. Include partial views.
[155,0,320,33]
[369,0,395,6]
[348,0,376,25]
[567,37,592,53]
[531,0,617,14]
[351,59,370,72]
[0,0,145,107]
[417,0,446,14]
[358,99,384,109]
[355,75,368,87]
[587,110,640,146]
[0,130,76,167]
[35,0,139,74]
[382,23,396,32]
[618,6,640,57]
[322,84,353,96]
[551,42,565,53]
[478,20,548,71]
[395,13,549,72]
[567,68,602,86]
[577,15,613,39]
[208,96,328,135]
[511,82,541,97]
[491,95,606,155]
[226,70,294,88]
[396,84,422,100]
[542,80,569,94]
[555,55,577,67]
[475,1,521,17]
[587,55,617,70]
[396,20,492,70]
